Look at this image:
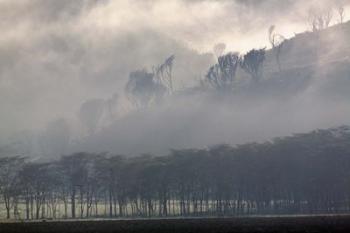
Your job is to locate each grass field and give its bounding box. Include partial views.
[1,215,350,233]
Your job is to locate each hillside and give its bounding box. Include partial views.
[72,22,350,156]
[259,21,350,98]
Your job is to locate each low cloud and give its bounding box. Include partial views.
[0,0,350,157]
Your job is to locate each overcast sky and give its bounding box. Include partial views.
[1,0,350,155]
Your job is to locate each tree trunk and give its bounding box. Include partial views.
[71,188,76,218]
[6,207,10,219]
[109,189,113,217]
[26,197,30,220]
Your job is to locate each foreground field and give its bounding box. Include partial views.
[1,215,350,233]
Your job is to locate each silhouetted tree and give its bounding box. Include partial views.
[268,25,285,72]
[1,127,350,219]
[337,6,345,24]
[154,55,175,93]
[0,157,25,219]
[240,48,266,82]
[126,56,175,108]
[58,153,92,218]
[125,69,167,108]
[309,8,333,32]
[205,52,240,91]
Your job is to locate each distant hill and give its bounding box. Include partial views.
[258,21,350,98]
[71,22,350,156]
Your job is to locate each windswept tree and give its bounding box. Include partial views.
[126,55,176,108]
[240,48,266,83]
[125,69,167,108]
[268,25,285,72]
[154,55,175,93]
[205,52,240,91]
[308,7,333,32]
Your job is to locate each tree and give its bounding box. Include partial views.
[213,43,226,58]
[154,55,175,93]
[0,157,25,219]
[125,55,175,108]
[58,153,92,218]
[19,162,62,219]
[18,163,35,220]
[240,48,266,83]
[1,127,350,220]
[205,52,240,91]
[268,25,285,72]
[308,8,333,32]
[126,55,175,108]
[125,69,167,108]
[337,6,345,24]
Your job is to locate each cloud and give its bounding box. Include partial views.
[0,0,350,156]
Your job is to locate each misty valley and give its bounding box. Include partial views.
[1,0,350,233]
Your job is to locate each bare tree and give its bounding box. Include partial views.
[268,25,285,72]
[324,9,334,27]
[308,8,334,32]
[337,6,345,24]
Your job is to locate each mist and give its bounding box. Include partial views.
[1,0,350,158]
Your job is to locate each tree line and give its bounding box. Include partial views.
[1,126,350,220]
